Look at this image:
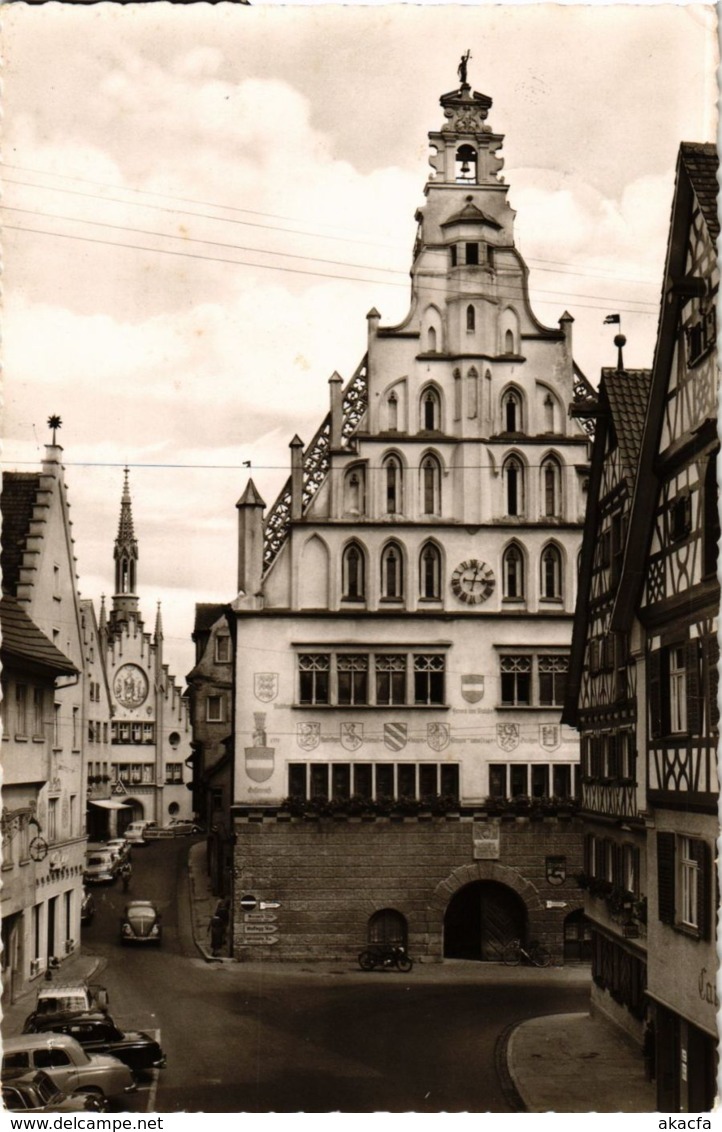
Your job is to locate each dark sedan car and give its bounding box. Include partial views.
[120,900,162,945]
[22,1013,166,1077]
[3,1071,105,1112]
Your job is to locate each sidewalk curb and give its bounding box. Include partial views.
[186,856,234,964]
[495,1022,527,1112]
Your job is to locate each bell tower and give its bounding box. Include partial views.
[111,467,139,627]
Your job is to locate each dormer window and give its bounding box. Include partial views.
[455,144,477,183]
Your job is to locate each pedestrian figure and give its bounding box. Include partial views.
[215,897,230,926]
[120,861,132,892]
[209,913,225,957]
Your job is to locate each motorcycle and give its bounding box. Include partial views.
[357,944,413,973]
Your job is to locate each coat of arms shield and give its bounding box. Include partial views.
[341,723,363,751]
[297,722,320,751]
[254,673,278,703]
[427,723,450,752]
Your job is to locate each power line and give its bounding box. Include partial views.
[5,224,659,314]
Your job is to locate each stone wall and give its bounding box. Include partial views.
[232,812,584,962]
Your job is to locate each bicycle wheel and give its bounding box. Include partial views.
[358,949,377,971]
[532,945,551,968]
[502,940,521,966]
[396,953,413,973]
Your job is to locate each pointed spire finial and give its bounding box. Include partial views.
[155,601,163,640]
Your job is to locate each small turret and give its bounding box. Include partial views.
[236,478,266,596]
[290,435,304,521]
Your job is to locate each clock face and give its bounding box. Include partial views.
[113,664,149,710]
[450,559,495,605]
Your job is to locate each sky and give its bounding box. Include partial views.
[2,2,717,680]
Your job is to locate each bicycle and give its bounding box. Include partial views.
[501,938,552,967]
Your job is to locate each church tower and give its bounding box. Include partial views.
[111,468,139,629]
[228,61,595,964]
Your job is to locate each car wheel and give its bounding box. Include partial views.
[73,1090,107,1112]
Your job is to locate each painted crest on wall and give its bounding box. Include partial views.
[384,722,407,751]
[461,675,484,703]
[253,673,279,703]
[114,663,149,709]
[427,723,450,752]
[546,856,566,886]
[496,723,519,752]
[539,724,561,751]
[341,723,363,751]
[245,712,275,782]
[296,722,320,751]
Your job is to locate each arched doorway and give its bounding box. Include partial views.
[368,909,407,948]
[444,881,526,960]
[117,799,145,834]
[563,908,592,961]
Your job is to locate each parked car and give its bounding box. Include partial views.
[168,819,204,835]
[123,821,156,846]
[83,849,117,884]
[80,890,95,925]
[120,901,162,945]
[102,838,131,865]
[22,1013,166,1077]
[33,981,109,1019]
[2,1070,106,1112]
[2,1034,136,1102]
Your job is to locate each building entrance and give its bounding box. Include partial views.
[443,881,526,960]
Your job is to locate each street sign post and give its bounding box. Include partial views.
[259,900,281,910]
[244,911,277,924]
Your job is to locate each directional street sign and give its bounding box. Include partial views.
[239,894,257,912]
[244,935,279,946]
[244,912,277,924]
[244,923,279,936]
[259,900,281,910]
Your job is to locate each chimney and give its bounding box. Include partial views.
[559,310,574,357]
[236,479,266,595]
[329,373,343,450]
[290,435,304,521]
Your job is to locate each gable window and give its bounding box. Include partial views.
[342,543,365,600]
[206,695,223,723]
[503,544,524,599]
[540,545,563,599]
[504,392,522,433]
[384,457,402,515]
[421,455,441,516]
[215,636,231,663]
[381,543,403,600]
[298,654,330,705]
[542,457,561,518]
[419,543,441,599]
[422,388,440,431]
[504,457,524,517]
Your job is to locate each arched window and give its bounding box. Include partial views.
[381,543,404,599]
[541,457,562,518]
[505,328,515,354]
[343,467,364,516]
[419,542,442,599]
[369,908,407,947]
[420,454,441,516]
[541,544,563,599]
[342,543,365,600]
[503,544,524,599]
[427,326,437,353]
[504,457,524,517]
[422,388,441,431]
[467,367,479,419]
[504,391,522,433]
[466,305,475,332]
[387,392,399,431]
[384,456,402,515]
[544,393,555,433]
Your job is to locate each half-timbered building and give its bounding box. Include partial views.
[563,362,652,1037]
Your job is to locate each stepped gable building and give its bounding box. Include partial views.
[1,441,86,999]
[81,598,115,841]
[100,470,192,829]
[610,143,719,1111]
[228,65,596,962]
[563,361,652,1037]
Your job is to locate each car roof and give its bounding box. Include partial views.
[4,1034,83,1052]
[37,982,90,997]
[29,1011,112,1026]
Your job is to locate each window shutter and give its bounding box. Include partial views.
[686,638,702,735]
[704,634,720,730]
[657,832,676,925]
[693,839,712,941]
[648,649,662,739]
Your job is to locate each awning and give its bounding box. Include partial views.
[89,800,132,810]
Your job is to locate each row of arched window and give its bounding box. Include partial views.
[340,540,568,602]
[345,452,565,520]
[383,381,561,437]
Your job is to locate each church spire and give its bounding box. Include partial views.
[111,467,139,626]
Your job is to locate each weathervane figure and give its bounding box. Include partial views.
[458,50,471,86]
[47,415,62,444]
